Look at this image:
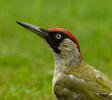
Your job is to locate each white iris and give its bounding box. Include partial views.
[56,34,61,39]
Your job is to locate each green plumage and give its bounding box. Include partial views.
[53,62,112,100]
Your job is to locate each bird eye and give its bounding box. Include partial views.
[56,34,61,40]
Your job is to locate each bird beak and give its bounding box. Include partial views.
[16,21,49,38]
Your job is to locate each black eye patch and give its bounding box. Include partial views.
[45,31,67,53]
[48,32,67,46]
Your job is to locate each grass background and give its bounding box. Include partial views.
[0,0,112,99]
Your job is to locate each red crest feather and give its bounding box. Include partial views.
[48,28,83,60]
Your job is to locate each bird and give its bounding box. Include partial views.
[16,21,112,100]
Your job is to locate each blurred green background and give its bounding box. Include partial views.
[0,0,112,99]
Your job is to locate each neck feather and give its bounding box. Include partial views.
[51,39,83,74]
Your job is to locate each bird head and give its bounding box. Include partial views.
[17,21,83,64]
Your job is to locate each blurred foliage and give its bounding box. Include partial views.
[0,0,112,99]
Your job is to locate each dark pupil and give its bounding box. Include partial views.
[56,34,61,39]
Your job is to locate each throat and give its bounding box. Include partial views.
[53,47,82,74]
[49,38,83,76]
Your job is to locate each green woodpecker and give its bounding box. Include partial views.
[17,21,112,100]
